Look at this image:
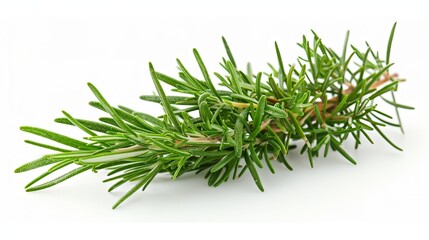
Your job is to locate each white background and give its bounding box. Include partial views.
[1,0,428,238]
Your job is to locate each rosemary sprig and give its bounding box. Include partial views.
[16,23,413,209]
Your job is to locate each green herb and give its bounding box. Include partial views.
[16,23,412,209]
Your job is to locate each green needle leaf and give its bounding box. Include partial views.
[210,151,236,173]
[266,105,288,118]
[222,36,237,68]
[244,150,264,192]
[386,22,397,65]
[193,48,222,100]
[368,81,398,100]
[173,156,188,180]
[255,72,262,99]
[234,109,247,158]
[20,126,95,150]
[112,163,163,209]
[369,117,403,151]
[249,144,263,168]
[330,94,349,116]
[55,118,124,133]
[15,157,62,173]
[275,42,287,89]
[132,112,164,127]
[149,63,182,133]
[381,97,414,110]
[155,72,196,91]
[16,151,92,173]
[140,95,195,105]
[26,165,91,192]
[24,140,71,152]
[253,95,266,128]
[144,136,191,156]
[62,110,97,137]
[331,137,357,165]
[287,110,310,147]
[25,160,73,188]
[87,83,137,136]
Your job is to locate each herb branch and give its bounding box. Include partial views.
[16,23,413,209]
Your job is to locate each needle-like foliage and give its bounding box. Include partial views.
[16,23,413,209]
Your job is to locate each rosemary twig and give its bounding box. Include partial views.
[16,23,413,209]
